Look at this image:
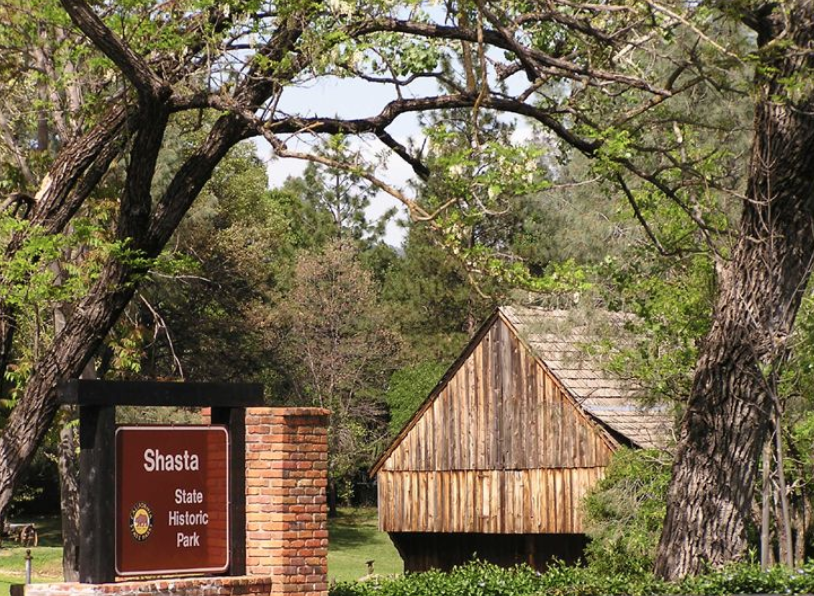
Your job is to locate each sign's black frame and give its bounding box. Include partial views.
[57,380,264,584]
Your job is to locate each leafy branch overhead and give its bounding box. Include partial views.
[1,0,814,581]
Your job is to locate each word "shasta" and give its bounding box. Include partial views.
[143,449,200,472]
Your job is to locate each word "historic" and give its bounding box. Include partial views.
[143,449,200,472]
[169,510,209,526]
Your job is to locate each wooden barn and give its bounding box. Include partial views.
[371,306,672,572]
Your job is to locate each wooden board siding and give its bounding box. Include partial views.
[382,318,613,473]
[378,468,605,534]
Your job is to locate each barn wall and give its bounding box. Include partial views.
[382,318,613,473]
[378,468,604,534]
[388,532,589,573]
[377,317,615,536]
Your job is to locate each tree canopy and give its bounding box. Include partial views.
[2,0,814,579]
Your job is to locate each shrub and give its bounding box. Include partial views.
[384,362,446,437]
[582,447,671,575]
[329,559,814,596]
[330,561,542,596]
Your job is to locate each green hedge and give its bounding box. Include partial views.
[330,560,814,596]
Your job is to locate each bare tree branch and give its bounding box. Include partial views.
[616,173,684,258]
[267,135,453,223]
[139,293,184,379]
[355,17,675,96]
[375,130,430,180]
[476,0,539,83]
[642,0,745,62]
[0,107,35,187]
[0,192,35,219]
[59,0,167,101]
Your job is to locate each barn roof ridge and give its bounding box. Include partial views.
[498,305,672,450]
[371,305,672,476]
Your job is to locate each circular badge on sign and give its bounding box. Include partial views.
[129,502,153,541]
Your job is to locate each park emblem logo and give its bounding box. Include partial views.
[129,502,154,541]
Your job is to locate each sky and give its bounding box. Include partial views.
[253,76,433,247]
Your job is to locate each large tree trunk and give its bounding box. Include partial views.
[59,421,80,582]
[654,3,814,579]
[0,105,249,520]
[0,260,139,513]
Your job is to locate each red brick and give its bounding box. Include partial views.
[245,410,328,596]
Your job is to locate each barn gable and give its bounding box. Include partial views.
[374,311,627,536]
[378,314,615,474]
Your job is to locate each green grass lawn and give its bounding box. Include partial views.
[0,508,401,593]
[327,507,402,584]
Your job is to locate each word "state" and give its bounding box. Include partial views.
[175,488,204,504]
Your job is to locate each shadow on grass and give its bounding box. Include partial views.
[329,508,383,550]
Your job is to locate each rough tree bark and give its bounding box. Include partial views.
[58,421,80,582]
[655,2,814,578]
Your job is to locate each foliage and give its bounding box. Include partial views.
[383,361,446,437]
[583,448,672,575]
[762,284,814,563]
[124,140,293,385]
[329,559,814,596]
[6,446,60,517]
[588,183,720,405]
[330,561,545,596]
[411,103,557,299]
[274,241,403,500]
[0,214,115,394]
[509,153,625,272]
[785,290,814,405]
[382,224,494,362]
[279,135,397,250]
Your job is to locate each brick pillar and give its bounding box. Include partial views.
[245,408,329,596]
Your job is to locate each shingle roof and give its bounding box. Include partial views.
[500,305,673,449]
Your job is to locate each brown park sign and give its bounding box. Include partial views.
[115,426,230,576]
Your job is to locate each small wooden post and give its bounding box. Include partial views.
[78,404,116,583]
[525,535,536,569]
[211,406,247,576]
